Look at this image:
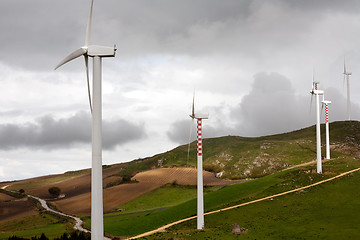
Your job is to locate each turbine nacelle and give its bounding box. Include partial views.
[344,59,352,76]
[87,45,117,57]
[55,45,116,70]
[190,113,209,119]
[310,89,323,95]
[314,89,324,95]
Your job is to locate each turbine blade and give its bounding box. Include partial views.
[55,48,87,70]
[309,95,313,113]
[187,118,194,165]
[312,68,315,91]
[84,55,93,114]
[192,91,195,117]
[85,0,94,46]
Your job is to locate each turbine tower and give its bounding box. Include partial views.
[343,59,352,120]
[55,0,116,239]
[310,76,324,174]
[322,100,331,159]
[189,94,208,230]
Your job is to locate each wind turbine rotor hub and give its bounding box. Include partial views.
[87,45,116,57]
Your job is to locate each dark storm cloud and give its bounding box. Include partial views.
[231,72,311,136]
[167,72,360,143]
[321,87,360,121]
[6,0,360,70]
[0,111,146,150]
[167,104,235,144]
[0,0,252,69]
[166,119,193,145]
[285,0,360,12]
[0,0,87,69]
[231,73,360,137]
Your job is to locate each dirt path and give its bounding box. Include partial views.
[282,159,332,171]
[129,167,360,239]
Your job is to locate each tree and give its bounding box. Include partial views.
[39,233,49,240]
[48,187,61,197]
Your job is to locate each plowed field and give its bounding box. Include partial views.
[0,193,38,223]
[3,167,237,216]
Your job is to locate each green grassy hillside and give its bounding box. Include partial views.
[83,157,360,238]
[117,121,360,180]
[151,166,360,239]
[1,121,360,239]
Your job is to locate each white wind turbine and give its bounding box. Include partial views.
[55,0,116,239]
[322,99,331,159]
[310,74,324,174]
[189,94,208,230]
[343,59,352,120]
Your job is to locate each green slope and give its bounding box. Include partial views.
[116,121,360,180]
[152,169,360,240]
[2,121,360,239]
[85,157,360,238]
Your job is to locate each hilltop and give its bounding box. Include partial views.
[0,121,359,239]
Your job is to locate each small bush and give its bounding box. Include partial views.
[203,164,223,173]
[48,187,61,197]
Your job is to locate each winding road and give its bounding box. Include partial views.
[1,185,111,240]
[29,195,90,233]
[29,195,112,240]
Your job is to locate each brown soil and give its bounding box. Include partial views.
[132,167,236,186]
[0,193,38,223]
[3,167,237,217]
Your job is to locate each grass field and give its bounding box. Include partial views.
[114,184,197,213]
[1,121,359,239]
[149,170,360,239]
[82,157,360,238]
[0,212,74,240]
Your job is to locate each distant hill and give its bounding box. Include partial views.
[2,120,360,194]
[130,120,360,179]
[1,120,360,239]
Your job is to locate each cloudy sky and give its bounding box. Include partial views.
[1,0,360,181]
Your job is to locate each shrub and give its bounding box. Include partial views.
[203,164,223,173]
[48,187,61,197]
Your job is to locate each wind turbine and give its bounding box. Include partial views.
[55,0,116,239]
[189,94,208,230]
[322,99,331,159]
[310,75,324,174]
[343,59,352,120]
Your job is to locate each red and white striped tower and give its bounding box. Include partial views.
[196,118,204,229]
[323,100,331,159]
[189,94,208,230]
